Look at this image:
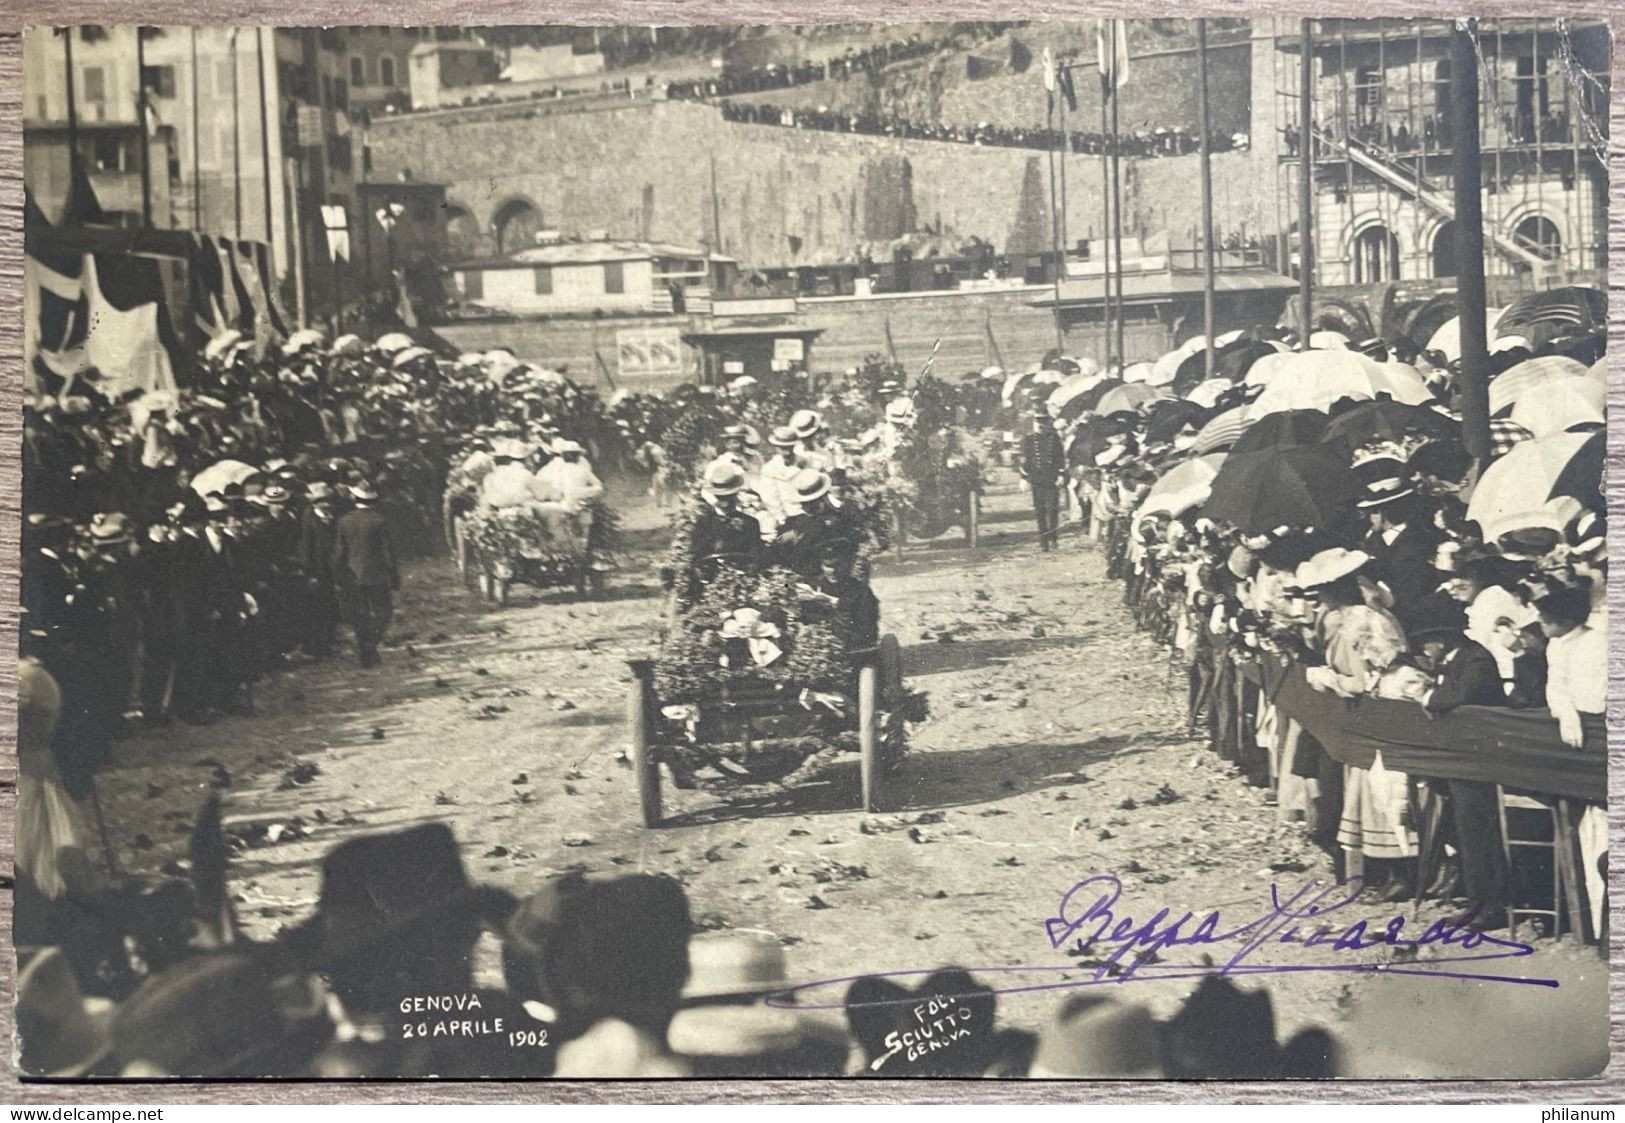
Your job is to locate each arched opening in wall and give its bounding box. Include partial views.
[444,204,481,259]
[1352,225,1400,283]
[1431,220,1459,277]
[1513,215,1562,270]
[493,198,543,256]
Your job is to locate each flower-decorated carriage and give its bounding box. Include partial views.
[628,489,922,827]
[459,500,616,605]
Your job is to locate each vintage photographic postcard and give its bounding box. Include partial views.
[12,16,1613,1085]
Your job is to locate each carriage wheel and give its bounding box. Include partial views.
[629,677,662,828]
[879,634,905,771]
[858,664,882,813]
[966,492,980,550]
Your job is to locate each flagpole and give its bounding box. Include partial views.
[64,29,81,190]
[1298,19,1314,351]
[1045,75,1065,352]
[1057,66,1070,264]
[1451,20,1491,464]
[1098,55,1113,369]
[1197,19,1216,376]
[231,28,243,239]
[256,27,274,245]
[1109,19,1126,368]
[190,28,201,230]
[135,27,153,226]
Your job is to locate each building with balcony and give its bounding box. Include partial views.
[1262,17,1610,288]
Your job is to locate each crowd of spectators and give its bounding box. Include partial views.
[721,99,1249,156]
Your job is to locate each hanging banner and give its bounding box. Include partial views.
[616,326,684,380]
[321,205,351,262]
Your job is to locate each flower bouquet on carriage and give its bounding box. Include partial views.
[865,376,984,546]
[461,497,619,602]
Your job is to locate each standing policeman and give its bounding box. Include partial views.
[1018,401,1066,551]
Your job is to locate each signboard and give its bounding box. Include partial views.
[773,337,805,363]
[296,106,325,148]
[616,326,684,380]
[722,360,746,375]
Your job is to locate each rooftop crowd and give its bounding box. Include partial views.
[720,99,1250,157]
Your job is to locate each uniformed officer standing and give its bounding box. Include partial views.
[1018,403,1066,551]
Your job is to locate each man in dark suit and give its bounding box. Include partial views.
[332,481,400,668]
[1018,403,1066,551]
[1414,601,1509,931]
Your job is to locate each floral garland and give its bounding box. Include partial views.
[464,504,593,571]
[890,422,982,540]
[653,563,860,704]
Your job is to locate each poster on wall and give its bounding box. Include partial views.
[616,325,684,380]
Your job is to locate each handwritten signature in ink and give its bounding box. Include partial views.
[765,874,1553,1012]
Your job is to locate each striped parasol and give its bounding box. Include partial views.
[1486,355,1590,416]
[1191,406,1252,453]
[1494,287,1605,349]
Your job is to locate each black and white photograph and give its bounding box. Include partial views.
[12,16,1615,1086]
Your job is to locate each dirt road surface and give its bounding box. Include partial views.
[96,468,1603,1071]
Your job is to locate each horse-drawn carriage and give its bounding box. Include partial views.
[626,557,919,827]
[453,500,610,606]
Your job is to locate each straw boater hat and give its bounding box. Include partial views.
[554,439,585,456]
[349,480,378,503]
[703,460,746,497]
[791,468,831,505]
[884,398,917,425]
[789,409,822,440]
[768,425,799,449]
[1351,442,1418,510]
[330,333,365,358]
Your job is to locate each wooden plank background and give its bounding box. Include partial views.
[0,1,1620,1103]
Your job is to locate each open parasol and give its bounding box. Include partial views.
[1094,383,1168,417]
[1321,399,1457,448]
[1190,406,1253,454]
[190,459,259,497]
[1466,430,1600,538]
[1202,444,1362,533]
[1226,408,1329,455]
[1247,350,1432,417]
[1508,378,1605,439]
[1138,453,1228,520]
[1486,355,1590,416]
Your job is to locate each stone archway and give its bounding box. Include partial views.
[443,202,483,259]
[492,196,544,256]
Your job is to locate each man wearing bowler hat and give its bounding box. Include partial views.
[331,479,400,668]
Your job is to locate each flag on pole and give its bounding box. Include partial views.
[1096,19,1131,93]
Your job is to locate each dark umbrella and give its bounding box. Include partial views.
[1227,409,1330,455]
[1203,444,1363,534]
[1171,351,1210,397]
[1321,399,1456,448]
[1398,293,1461,348]
[1214,339,1277,383]
[1496,286,1606,350]
[1067,414,1133,465]
[1058,377,1124,421]
[1144,399,1210,444]
[1549,429,1604,506]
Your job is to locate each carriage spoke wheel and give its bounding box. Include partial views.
[629,676,662,827]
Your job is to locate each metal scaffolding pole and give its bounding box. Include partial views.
[1198,20,1216,373]
[1452,20,1492,464]
[1298,19,1315,347]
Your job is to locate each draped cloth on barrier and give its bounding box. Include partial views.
[1246,658,1606,802]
